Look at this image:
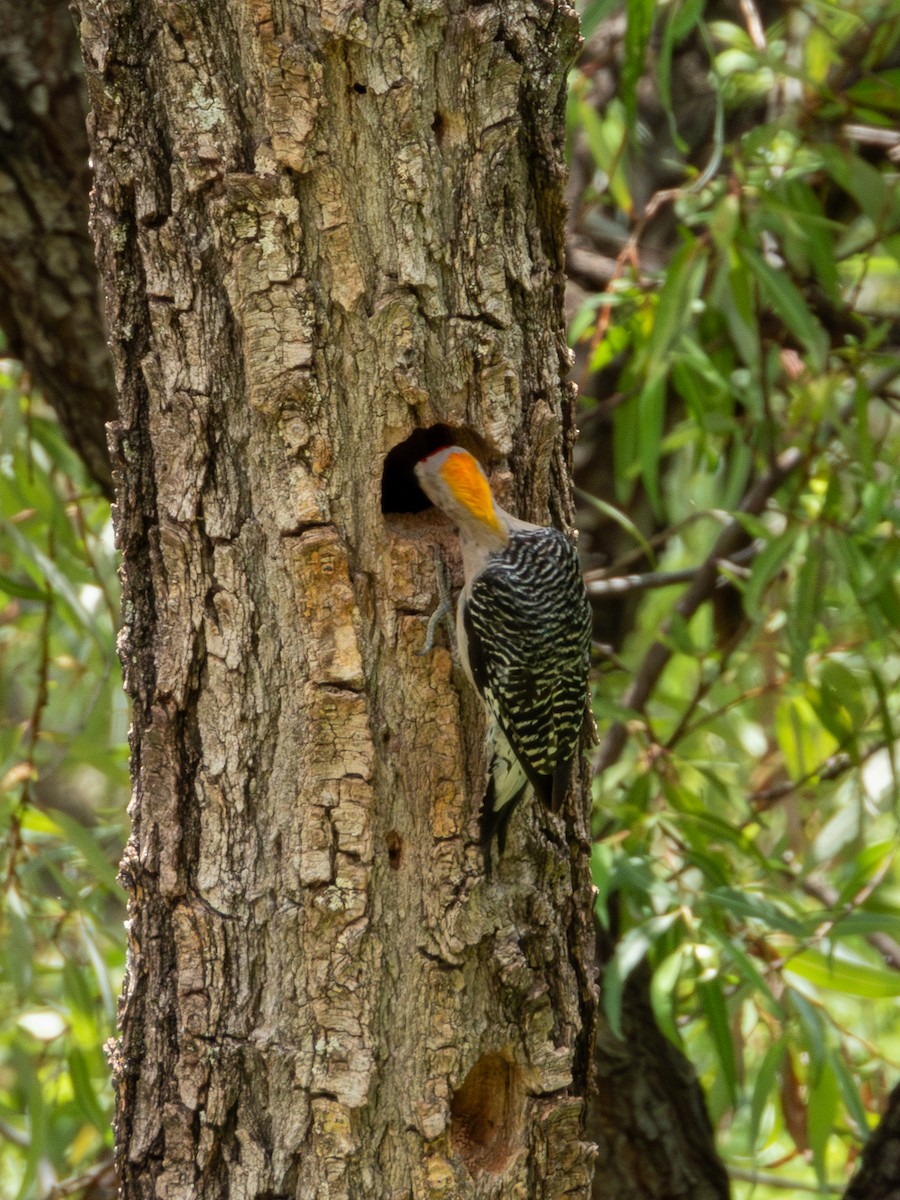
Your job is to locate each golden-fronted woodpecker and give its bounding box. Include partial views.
[414,445,592,860]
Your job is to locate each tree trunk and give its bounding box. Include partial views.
[587,933,730,1200]
[0,0,116,495]
[76,1,598,1195]
[844,1078,900,1200]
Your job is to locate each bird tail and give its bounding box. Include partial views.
[479,724,541,873]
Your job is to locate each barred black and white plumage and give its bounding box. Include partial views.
[414,445,593,867]
[463,529,592,850]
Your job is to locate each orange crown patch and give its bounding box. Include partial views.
[439,450,501,533]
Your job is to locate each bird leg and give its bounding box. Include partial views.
[419,549,458,664]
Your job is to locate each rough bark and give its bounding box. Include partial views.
[76,1,597,1196]
[845,1078,900,1200]
[0,0,116,495]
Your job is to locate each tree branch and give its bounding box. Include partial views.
[585,544,756,597]
[0,0,116,495]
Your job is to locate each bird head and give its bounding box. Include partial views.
[414,446,507,542]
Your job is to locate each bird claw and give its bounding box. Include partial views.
[419,551,458,662]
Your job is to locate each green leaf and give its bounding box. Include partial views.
[749,1038,786,1153]
[779,179,840,300]
[866,668,897,787]
[46,809,123,895]
[807,1057,839,1186]
[650,947,686,1046]
[589,322,632,371]
[577,489,658,567]
[775,693,839,782]
[4,888,34,998]
[578,0,620,41]
[706,926,782,1015]
[786,947,900,998]
[28,415,91,485]
[68,1046,108,1131]
[818,659,867,732]
[638,374,666,519]
[820,144,900,230]
[591,841,615,927]
[788,545,822,674]
[622,0,655,130]
[742,247,829,371]
[577,98,633,213]
[604,913,683,1037]
[2,522,104,649]
[707,887,807,937]
[671,810,772,874]
[0,572,49,602]
[830,911,900,942]
[603,926,652,1038]
[658,0,705,153]
[719,252,761,372]
[744,527,800,619]
[568,293,606,345]
[697,977,738,1109]
[829,1046,869,1139]
[790,989,827,1077]
[15,1061,45,1200]
[643,242,708,378]
[664,612,696,655]
[63,959,98,1023]
[78,913,118,1022]
[835,841,897,908]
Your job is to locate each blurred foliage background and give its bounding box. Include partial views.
[0,364,126,1198]
[570,0,900,1195]
[0,0,898,1196]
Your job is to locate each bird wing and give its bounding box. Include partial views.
[464,528,591,810]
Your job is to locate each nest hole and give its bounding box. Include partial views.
[450,1051,525,1176]
[380,424,494,516]
[385,829,404,870]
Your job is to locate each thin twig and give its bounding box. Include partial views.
[843,123,900,150]
[739,0,767,50]
[867,359,900,398]
[586,545,758,597]
[598,508,732,576]
[587,566,698,595]
[728,1165,843,1194]
[0,1115,29,1148]
[750,741,883,811]
[676,673,789,743]
[566,244,629,290]
[804,868,900,972]
[49,1155,116,1199]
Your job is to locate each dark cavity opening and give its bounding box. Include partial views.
[386,830,403,870]
[381,424,493,515]
[450,1051,525,1176]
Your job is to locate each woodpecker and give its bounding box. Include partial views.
[414,445,592,861]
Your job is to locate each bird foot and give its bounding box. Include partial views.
[419,550,458,663]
